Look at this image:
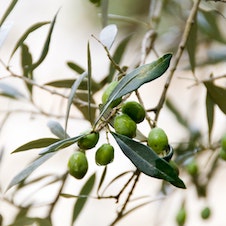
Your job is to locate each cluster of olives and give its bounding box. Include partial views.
[67,81,172,179]
[67,131,115,179]
[219,134,226,161]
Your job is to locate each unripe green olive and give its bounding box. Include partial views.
[186,159,199,176]
[95,144,114,166]
[102,81,122,108]
[147,127,168,154]
[121,101,145,124]
[219,148,226,161]
[201,206,211,220]
[114,114,137,138]
[77,132,99,150]
[68,152,88,179]
[176,207,186,226]
[221,134,226,152]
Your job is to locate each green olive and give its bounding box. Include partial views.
[186,159,199,176]
[114,114,137,138]
[201,207,211,220]
[68,152,88,179]
[121,101,145,124]
[102,81,122,108]
[77,132,99,150]
[219,148,226,161]
[176,207,186,226]
[221,134,226,152]
[147,127,168,154]
[95,144,114,166]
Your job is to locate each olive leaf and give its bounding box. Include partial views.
[72,173,96,225]
[204,81,226,114]
[111,132,186,189]
[94,53,172,126]
[11,138,60,154]
[99,24,117,49]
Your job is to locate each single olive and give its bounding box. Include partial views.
[77,132,99,150]
[68,152,88,179]
[114,114,137,138]
[201,206,211,220]
[147,127,168,154]
[186,159,199,176]
[221,133,226,152]
[219,148,226,161]
[121,101,145,124]
[102,81,122,108]
[95,144,114,166]
[176,207,186,226]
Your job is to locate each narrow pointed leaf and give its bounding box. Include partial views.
[29,12,58,72]
[99,24,117,49]
[65,71,87,132]
[97,166,107,195]
[205,90,215,142]
[72,173,96,225]
[87,42,92,123]
[21,44,33,94]
[39,135,84,155]
[204,81,226,114]
[186,17,197,72]
[0,0,18,26]
[47,120,69,139]
[7,152,56,190]
[111,132,186,189]
[67,62,85,74]
[0,21,13,49]
[0,83,25,99]
[9,22,50,60]
[95,54,172,126]
[11,138,60,153]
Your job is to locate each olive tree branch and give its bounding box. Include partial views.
[154,0,201,123]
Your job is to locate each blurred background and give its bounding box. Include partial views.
[1,0,226,225]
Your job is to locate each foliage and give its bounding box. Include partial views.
[1,0,226,225]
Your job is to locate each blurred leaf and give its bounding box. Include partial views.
[9,217,51,226]
[9,21,50,60]
[0,83,25,100]
[72,173,96,225]
[95,54,172,126]
[204,81,226,114]
[97,166,107,195]
[206,91,215,142]
[74,93,97,122]
[99,24,117,49]
[67,61,85,74]
[186,17,197,72]
[0,0,18,26]
[7,152,56,190]
[29,12,58,72]
[101,0,109,27]
[107,35,131,83]
[197,9,226,43]
[87,42,92,123]
[111,132,186,189]
[47,120,69,139]
[21,43,33,95]
[165,98,189,129]
[11,138,60,153]
[65,71,87,132]
[0,21,13,49]
[39,135,84,155]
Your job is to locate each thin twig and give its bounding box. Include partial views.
[154,0,201,122]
